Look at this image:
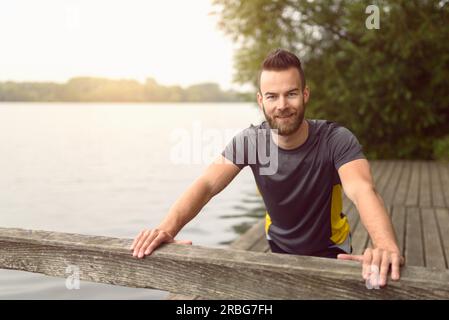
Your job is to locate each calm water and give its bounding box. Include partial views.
[0,102,266,299]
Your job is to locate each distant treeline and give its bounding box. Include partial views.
[0,77,252,102]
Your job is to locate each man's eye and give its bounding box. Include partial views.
[266,96,275,100]
[288,93,298,97]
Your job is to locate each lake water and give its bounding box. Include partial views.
[0,102,266,299]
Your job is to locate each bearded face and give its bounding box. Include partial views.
[262,97,305,136]
[258,67,309,137]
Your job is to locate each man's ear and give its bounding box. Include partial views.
[256,91,263,110]
[303,86,310,104]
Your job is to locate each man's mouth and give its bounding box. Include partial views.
[276,113,294,119]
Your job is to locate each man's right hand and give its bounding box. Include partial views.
[130,229,192,258]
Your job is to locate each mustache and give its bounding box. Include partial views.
[275,111,296,117]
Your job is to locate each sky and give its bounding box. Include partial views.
[0,0,241,90]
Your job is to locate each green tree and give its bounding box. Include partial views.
[213,0,449,159]
[0,78,250,103]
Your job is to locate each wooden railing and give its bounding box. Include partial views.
[1,227,448,299]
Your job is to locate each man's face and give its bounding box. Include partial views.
[257,67,310,136]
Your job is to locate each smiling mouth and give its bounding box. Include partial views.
[276,113,294,119]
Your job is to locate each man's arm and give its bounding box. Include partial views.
[131,155,241,258]
[337,158,404,287]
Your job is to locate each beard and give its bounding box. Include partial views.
[262,101,305,136]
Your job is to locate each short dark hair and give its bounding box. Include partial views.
[258,48,306,91]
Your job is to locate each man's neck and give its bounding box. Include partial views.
[272,119,309,150]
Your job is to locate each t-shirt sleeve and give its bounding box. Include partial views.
[221,129,250,169]
[329,126,366,170]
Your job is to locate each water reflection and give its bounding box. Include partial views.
[218,190,266,245]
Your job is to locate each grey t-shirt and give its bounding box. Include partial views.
[221,119,366,255]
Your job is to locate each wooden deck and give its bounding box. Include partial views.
[168,160,449,299]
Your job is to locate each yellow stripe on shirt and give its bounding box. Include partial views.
[330,184,350,245]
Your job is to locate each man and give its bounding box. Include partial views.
[130,49,404,287]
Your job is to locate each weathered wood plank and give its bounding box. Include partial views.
[375,161,396,198]
[419,162,432,208]
[437,162,449,208]
[394,161,412,206]
[250,237,270,253]
[382,161,404,205]
[430,162,446,208]
[405,161,420,207]
[391,206,406,256]
[169,219,266,300]
[405,207,425,267]
[1,227,449,299]
[263,243,271,253]
[230,219,265,251]
[421,208,446,269]
[435,208,449,269]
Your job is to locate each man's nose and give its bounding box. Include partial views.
[277,95,288,110]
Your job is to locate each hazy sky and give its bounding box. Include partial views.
[0,0,240,90]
